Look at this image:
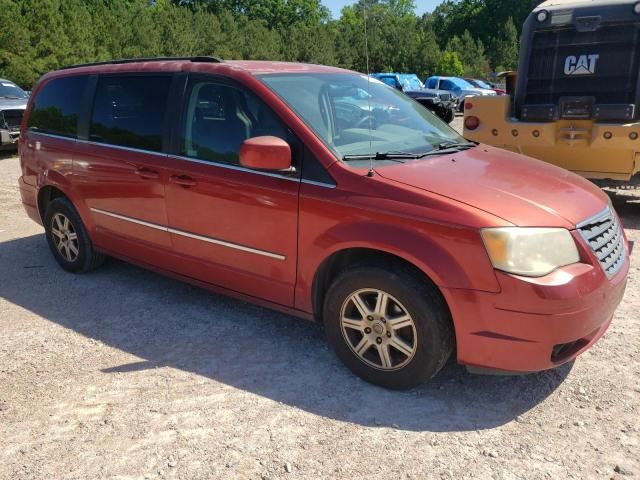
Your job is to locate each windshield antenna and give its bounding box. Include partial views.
[363,0,374,177]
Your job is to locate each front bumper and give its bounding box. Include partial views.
[443,254,629,374]
[1,128,20,149]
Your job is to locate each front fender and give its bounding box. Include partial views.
[295,219,500,313]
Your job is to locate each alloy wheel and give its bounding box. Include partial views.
[51,213,79,262]
[340,288,417,370]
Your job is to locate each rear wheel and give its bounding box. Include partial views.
[323,263,454,389]
[44,197,104,273]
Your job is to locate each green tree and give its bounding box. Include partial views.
[489,16,519,71]
[432,0,540,68]
[0,0,33,87]
[436,50,464,76]
[447,30,490,77]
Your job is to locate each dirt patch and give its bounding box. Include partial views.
[0,154,638,480]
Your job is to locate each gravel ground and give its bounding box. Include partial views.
[0,147,638,480]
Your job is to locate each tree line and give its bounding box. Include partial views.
[0,0,541,89]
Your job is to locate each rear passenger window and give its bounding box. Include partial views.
[90,75,171,152]
[27,76,87,137]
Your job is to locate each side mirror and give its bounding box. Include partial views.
[239,136,292,171]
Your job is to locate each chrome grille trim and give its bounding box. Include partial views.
[577,207,626,278]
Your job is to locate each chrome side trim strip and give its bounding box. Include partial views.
[30,131,168,158]
[89,207,285,260]
[168,154,301,183]
[29,131,76,142]
[90,207,168,231]
[76,138,167,158]
[301,179,337,189]
[31,132,333,187]
[167,227,286,260]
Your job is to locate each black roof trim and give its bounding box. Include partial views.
[60,56,223,70]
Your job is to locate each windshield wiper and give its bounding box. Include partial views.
[437,141,477,151]
[342,152,414,162]
[0,96,21,99]
[342,144,477,162]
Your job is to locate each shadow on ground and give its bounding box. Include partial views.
[0,151,18,160]
[0,233,585,433]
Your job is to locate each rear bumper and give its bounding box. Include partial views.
[443,258,629,374]
[19,177,41,225]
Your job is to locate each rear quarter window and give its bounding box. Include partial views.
[27,76,88,138]
[89,75,172,152]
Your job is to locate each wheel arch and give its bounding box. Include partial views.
[311,247,451,325]
[37,185,68,223]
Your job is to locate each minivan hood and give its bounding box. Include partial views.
[375,145,608,228]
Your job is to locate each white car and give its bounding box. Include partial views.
[0,79,28,151]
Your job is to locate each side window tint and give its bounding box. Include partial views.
[426,78,436,89]
[27,76,87,137]
[441,80,454,90]
[90,75,171,152]
[181,79,287,165]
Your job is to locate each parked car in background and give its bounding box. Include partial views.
[464,78,506,95]
[19,58,628,389]
[371,73,457,123]
[424,76,495,111]
[0,78,28,150]
[330,85,401,131]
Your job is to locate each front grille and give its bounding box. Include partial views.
[1,109,23,131]
[577,208,626,277]
[522,22,640,119]
[439,93,451,101]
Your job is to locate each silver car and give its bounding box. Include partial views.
[0,79,28,151]
[424,76,496,112]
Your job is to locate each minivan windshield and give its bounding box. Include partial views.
[259,73,466,164]
[0,81,27,99]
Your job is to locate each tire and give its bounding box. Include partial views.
[44,196,105,273]
[442,108,455,124]
[323,262,454,389]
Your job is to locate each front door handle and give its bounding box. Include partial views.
[169,175,197,187]
[134,167,160,180]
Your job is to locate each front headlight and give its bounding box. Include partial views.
[481,227,580,277]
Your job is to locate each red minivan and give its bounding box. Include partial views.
[18,57,629,389]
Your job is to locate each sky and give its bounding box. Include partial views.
[324,0,442,18]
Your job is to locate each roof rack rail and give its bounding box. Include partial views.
[60,56,223,70]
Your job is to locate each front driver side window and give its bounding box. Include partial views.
[181,79,288,165]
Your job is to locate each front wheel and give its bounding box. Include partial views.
[323,263,454,389]
[442,108,455,124]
